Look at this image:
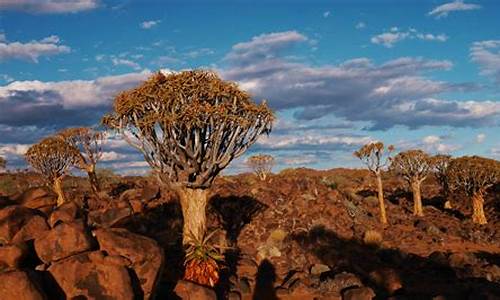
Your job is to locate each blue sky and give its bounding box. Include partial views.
[0,0,499,174]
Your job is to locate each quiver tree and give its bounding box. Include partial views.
[390,150,432,216]
[447,156,500,225]
[431,154,452,209]
[247,154,275,181]
[25,137,79,206]
[102,70,274,246]
[354,142,394,224]
[0,156,5,171]
[58,127,104,194]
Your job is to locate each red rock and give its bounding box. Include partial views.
[129,199,143,213]
[0,270,46,300]
[48,201,79,228]
[48,251,134,300]
[93,228,164,300]
[141,184,160,201]
[11,215,50,244]
[0,205,47,244]
[34,221,94,263]
[0,243,28,270]
[342,286,376,300]
[88,207,132,227]
[368,268,402,295]
[174,280,217,300]
[17,187,50,204]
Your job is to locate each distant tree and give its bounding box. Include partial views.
[25,137,79,206]
[431,154,452,208]
[0,156,6,171]
[354,142,394,224]
[447,156,500,225]
[247,154,275,181]
[390,150,432,216]
[58,127,104,194]
[103,71,273,253]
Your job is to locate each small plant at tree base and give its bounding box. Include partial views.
[354,142,394,224]
[184,229,224,287]
[390,150,432,217]
[25,137,79,206]
[447,156,500,225]
[247,154,275,181]
[431,154,452,209]
[57,127,105,194]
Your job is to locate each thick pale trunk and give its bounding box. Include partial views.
[375,173,387,224]
[471,192,487,225]
[86,165,100,194]
[53,176,66,207]
[259,172,267,181]
[444,200,452,209]
[411,180,423,216]
[177,187,209,246]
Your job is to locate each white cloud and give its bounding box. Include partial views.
[140,20,161,29]
[0,143,30,157]
[470,40,500,83]
[371,28,448,48]
[423,135,441,144]
[0,34,70,62]
[101,151,128,161]
[323,11,331,18]
[428,1,481,19]
[355,22,366,29]
[111,58,141,70]
[476,133,486,143]
[0,0,98,14]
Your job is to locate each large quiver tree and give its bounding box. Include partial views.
[58,127,104,194]
[25,137,79,206]
[390,149,432,216]
[447,156,500,225]
[247,154,275,181]
[431,154,452,208]
[354,142,394,224]
[103,70,274,245]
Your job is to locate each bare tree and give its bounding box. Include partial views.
[102,70,274,245]
[390,150,432,216]
[58,127,104,194]
[0,156,6,172]
[25,137,79,206]
[247,154,275,181]
[431,154,452,209]
[447,156,500,225]
[354,142,394,224]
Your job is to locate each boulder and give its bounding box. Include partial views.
[11,215,50,244]
[141,184,160,202]
[174,280,217,300]
[311,263,331,276]
[0,243,29,271]
[368,268,402,295]
[48,201,79,228]
[88,207,132,228]
[0,270,46,300]
[17,187,50,204]
[93,228,164,300]
[35,221,94,264]
[48,251,134,300]
[0,205,48,244]
[342,286,376,300]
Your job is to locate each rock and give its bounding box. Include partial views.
[448,252,478,268]
[257,244,281,260]
[11,215,50,244]
[93,228,164,300]
[0,205,46,244]
[174,280,217,300]
[17,187,50,204]
[342,286,376,300]
[0,243,28,271]
[88,207,132,228]
[48,201,79,228]
[0,270,46,300]
[34,221,94,264]
[368,268,402,295]
[48,251,134,300]
[129,199,143,213]
[311,263,331,276]
[141,184,160,201]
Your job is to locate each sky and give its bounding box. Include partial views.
[0,0,499,175]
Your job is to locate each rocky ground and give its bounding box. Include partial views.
[0,168,499,300]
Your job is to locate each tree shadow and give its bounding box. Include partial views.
[292,225,500,299]
[252,259,279,300]
[387,187,412,206]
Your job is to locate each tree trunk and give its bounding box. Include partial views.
[411,180,424,216]
[86,165,100,194]
[53,176,66,207]
[177,187,209,246]
[471,192,487,225]
[375,173,387,224]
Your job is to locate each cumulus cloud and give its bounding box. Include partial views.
[0,34,70,62]
[140,20,161,29]
[470,40,500,83]
[111,58,141,70]
[371,28,448,48]
[221,31,498,130]
[428,1,481,19]
[476,133,486,143]
[0,0,98,14]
